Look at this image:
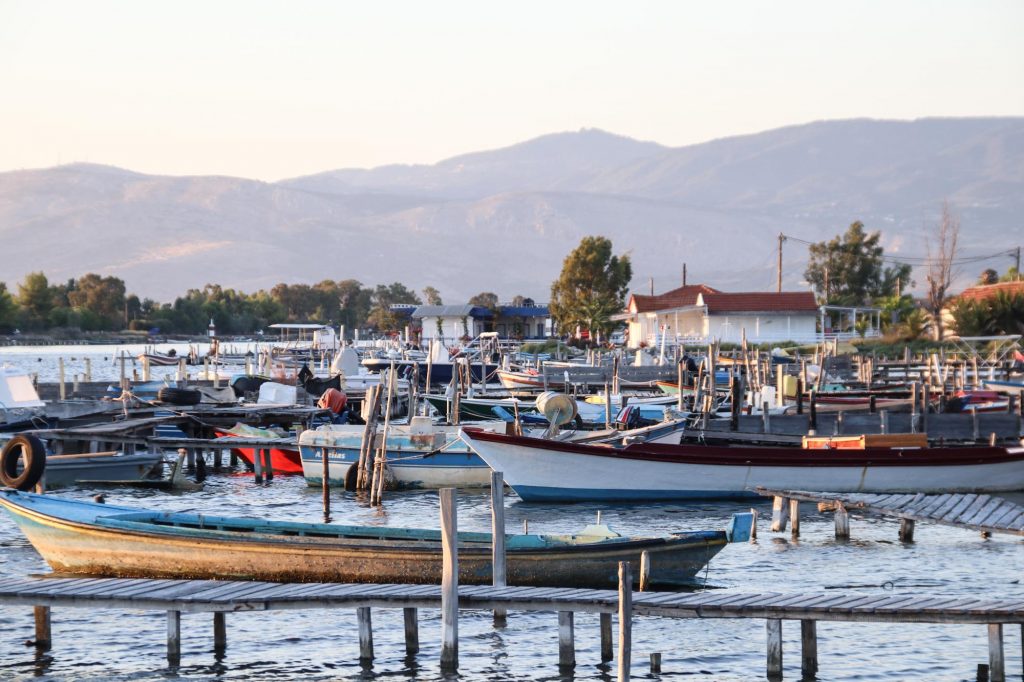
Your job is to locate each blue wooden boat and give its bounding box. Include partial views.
[0,490,752,588]
[298,418,505,489]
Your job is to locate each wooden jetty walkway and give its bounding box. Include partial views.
[758,488,1024,542]
[2,575,1022,680]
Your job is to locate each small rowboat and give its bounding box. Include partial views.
[0,490,752,588]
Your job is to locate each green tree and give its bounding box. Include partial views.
[0,283,18,332]
[950,291,1024,336]
[17,272,55,330]
[549,236,632,339]
[422,286,443,305]
[468,291,499,312]
[804,222,912,305]
[978,268,999,285]
[68,273,127,329]
[367,282,421,332]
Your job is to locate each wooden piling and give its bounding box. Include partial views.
[33,605,51,651]
[403,608,419,656]
[58,358,66,400]
[491,470,507,623]
[801,619,818,677]
[650,652,662,673]
[167,610,181,664]
[988,623,1004,682]
[321,447,330,518]
[789,499,800,538]
[899,518,915,543]
[617,561,632,682]
[252,444,264,484]
[600,613,613,662]
[357,606,374,662]
[558,611,575,669]
[604,382,613,429]
[639,550,651,591]
[750,508,758,541]
[440,488,459,672]
[213,612,226,653]
[834,502,850,540]
[770,496,789,532]
[766,618,783,679]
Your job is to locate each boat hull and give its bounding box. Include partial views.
[44,452,165,488]
[0,491,726,588]
[461,430,1024,502]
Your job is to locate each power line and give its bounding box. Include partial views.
[782,234,1017,267]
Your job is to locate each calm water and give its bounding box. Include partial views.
[0,347,1022,681]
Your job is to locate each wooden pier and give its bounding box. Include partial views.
[758,488,1024,542]
[2,576,1022,680]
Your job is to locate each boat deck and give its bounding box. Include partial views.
[3,576,1022,679]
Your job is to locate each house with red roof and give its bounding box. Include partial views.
[617,283,863,347]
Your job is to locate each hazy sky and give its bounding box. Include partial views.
[2,0,1021,181]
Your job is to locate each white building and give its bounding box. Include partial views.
[619,284,824,347]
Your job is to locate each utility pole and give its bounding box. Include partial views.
[1015,246,1021,279]
[777,233,786,293]
[682,263,687,287]
[649,277,654,295]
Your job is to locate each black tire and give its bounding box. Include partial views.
[157,387,202,406]
[1,434,47,491]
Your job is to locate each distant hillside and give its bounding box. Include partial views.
[0,118,1020,304]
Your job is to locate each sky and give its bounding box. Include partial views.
[1,0,1022,181]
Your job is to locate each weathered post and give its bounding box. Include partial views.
[834,502,850,540]
[801,619,818,677]
[33,606,51,651]
[600,613,613,662]
[403,608,419,656]
[491,470,507,624]
[558,611,575,669]
[899,518,915,542]
[58,358,66,401]
[639,550,651,591]
[617,561,633,682]
[766,618,783,679]
[213,612,227,653]
[440,488,459,672]
[771,496,789,532]
[357,607,374,663]
[988,623,1004,682]
[167,610,181,664]
[321,447,331,519]
[790,499,800,538]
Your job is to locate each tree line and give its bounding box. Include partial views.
[0,273,427,336]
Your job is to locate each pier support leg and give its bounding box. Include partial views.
[558,611,575,669]
[253,446,264,484]
[167,610,181,664]
[440,488,459,672]
[771,496,789,532]
[33,606,51,651]
[650,652,662,673]
[639,550,651,591]
[213,612,226,653]
[403,607,419,656]
[801,619,818,678]
[357,607,373,663]
[600,613,613,663]
[834,503,850,541]
[766,618,783,679]
[186,449,196,473]
[213,447,222,470]
[899,518,915,543]
[262,449,273,482]
[618,562,633,682]
[790,499,800,539]
[987,624,1004,682]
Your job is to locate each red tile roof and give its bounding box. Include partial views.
[629,284,720,313]
[957,281,1024,302]
[700,291,819,313]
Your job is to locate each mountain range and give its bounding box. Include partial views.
[1,117,1021,304]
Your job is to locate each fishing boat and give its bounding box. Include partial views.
[298,417,507,488]
[460,428,1024,502]
[213,423,303,474]
[0,490,752,588]
[136,351,182,367]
